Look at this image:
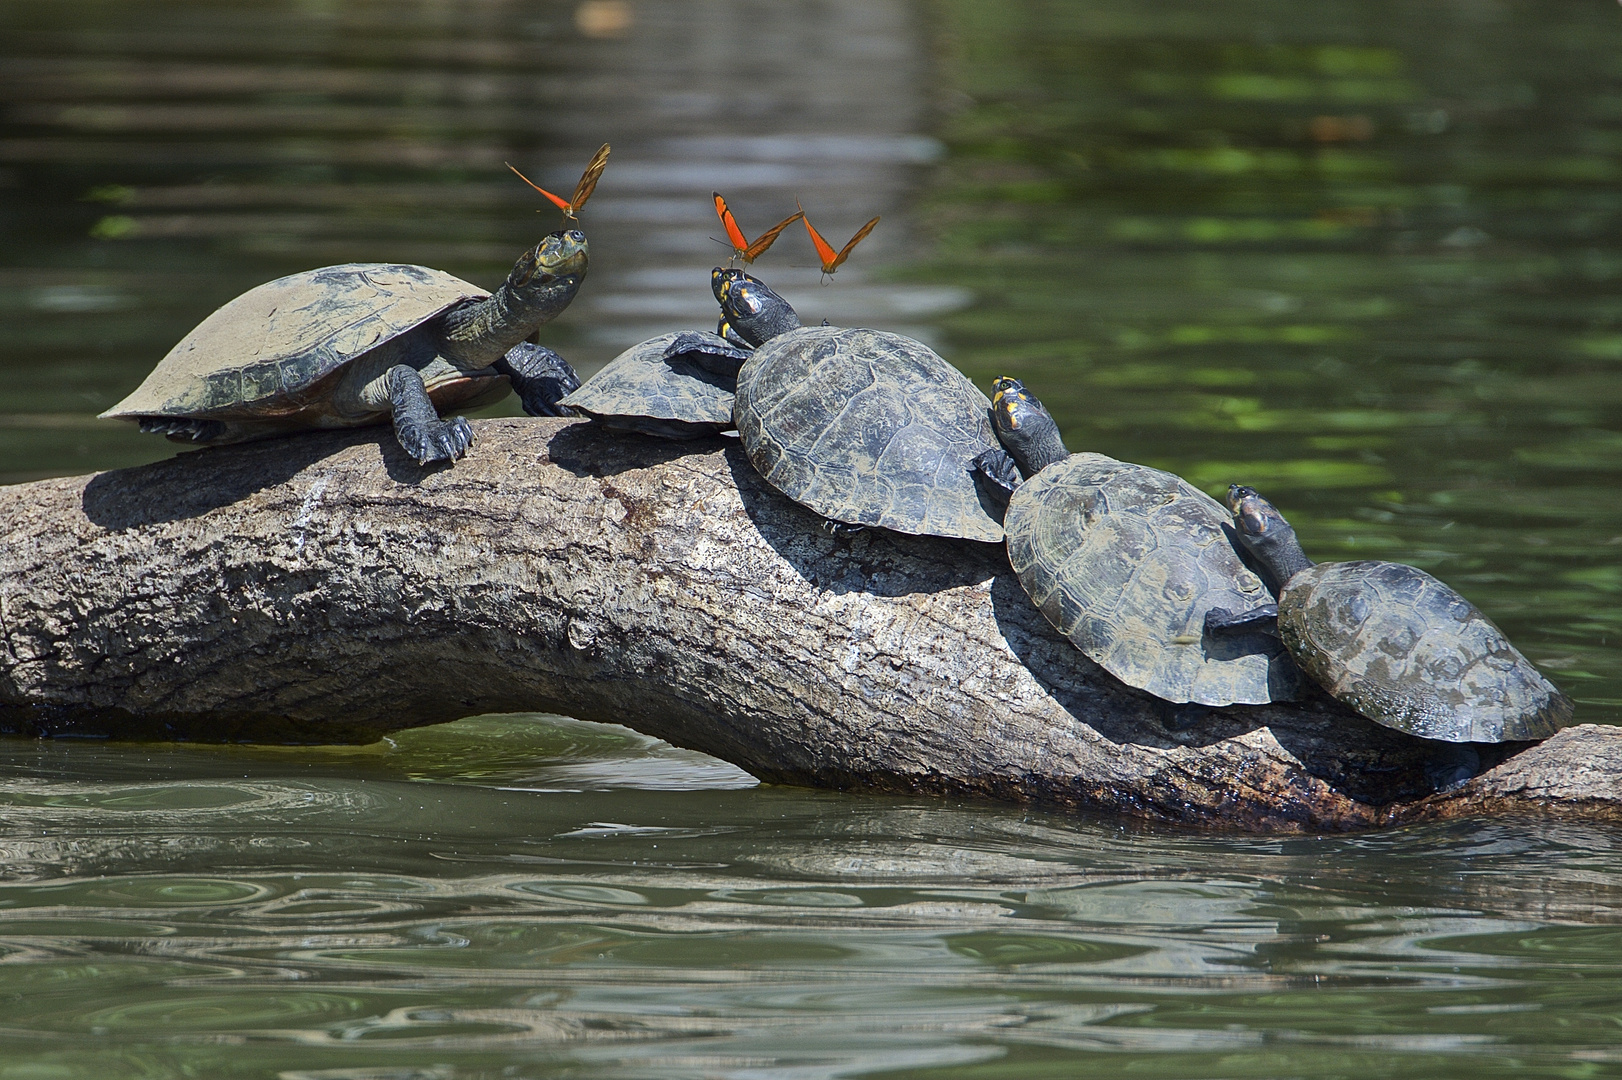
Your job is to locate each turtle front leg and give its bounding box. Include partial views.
[971,447,1023,506]
[388,365,474,465]
[1203,604,1280,637]
[492,342,581,417]
[665,331,752,378]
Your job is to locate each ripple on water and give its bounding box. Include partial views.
[75,991,370,1033]
[3,875,276,909]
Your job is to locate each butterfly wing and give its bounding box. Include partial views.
[741,211,804,263]
[507,162,574,214]
[714,192,750,254]
[829,216,880,271]
[569,143,611,212]
[802,213,840,273]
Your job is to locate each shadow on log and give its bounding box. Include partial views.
[1,418,1617,832]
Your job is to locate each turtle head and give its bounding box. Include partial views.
[989,376,1069,477]
[503,228,588,323]
[711,267,746,300]
[509,229,589,298]
[1224,485,1314,587]
[711,267,800,347]
[1225,485,1288,543]
[438,231,589,365]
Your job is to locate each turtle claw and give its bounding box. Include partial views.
[438,416,475,461]
[138,417,225,443]
[820,517,866,538]
[398,414,473,465]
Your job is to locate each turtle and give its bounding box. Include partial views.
[100,230,589,465]
[1206,485,1574,742]
[671,268,1008,542]
[975,377,1300,706]
[558,330,739,439]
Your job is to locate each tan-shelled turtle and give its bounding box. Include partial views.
[101,231,589,464]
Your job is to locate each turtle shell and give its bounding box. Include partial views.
[560,332,735,438]
[100,263,487,420]
[1004,453,1301,706]
[734,325,1004,542]
[1279,561,1573,742]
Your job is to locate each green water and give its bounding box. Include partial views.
[3,0,1622,1075]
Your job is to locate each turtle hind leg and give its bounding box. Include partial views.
[493,342,581,417]
[388,365,473,465]
[820,518,865,539]
[138,417,227,443]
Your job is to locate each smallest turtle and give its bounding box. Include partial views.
[1208,485,1574,742]
[560,331,740,439]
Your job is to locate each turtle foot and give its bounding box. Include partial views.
[138,417,226,443]
[664,331,751,378]
[495,342,581,417]
[1203,604,1280,636]
[820,518,866,539]
[396,415,474,465]
[972,448,1022,505]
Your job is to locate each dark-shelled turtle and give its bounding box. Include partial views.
[675,269,1007,542]
[100,231,589,465]
[980,378,1300,706]
[559,331,738,439]
[1208,485,1573,742]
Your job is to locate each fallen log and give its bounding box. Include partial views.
[0,417,1616,832]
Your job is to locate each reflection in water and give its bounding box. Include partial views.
[4,0,1622,1076]
[1,717,1622,1076]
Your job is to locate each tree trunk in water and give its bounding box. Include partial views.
[1,418,1616,832]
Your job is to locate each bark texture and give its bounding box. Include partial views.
[1,418,1616,832]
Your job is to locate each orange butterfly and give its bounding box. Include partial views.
[714,193,804,265]
[506,143,611,221]
[801,205,880,277]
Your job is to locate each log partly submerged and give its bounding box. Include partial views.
[1,417,1617,832]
